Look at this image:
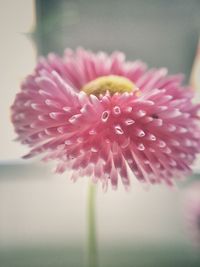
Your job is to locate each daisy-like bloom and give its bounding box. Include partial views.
[11,48,200,190]
[184,181,200,246]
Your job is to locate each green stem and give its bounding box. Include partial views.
[87,181,98,267]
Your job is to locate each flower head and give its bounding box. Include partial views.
[11,48,200,190]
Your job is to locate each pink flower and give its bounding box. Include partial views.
[184,181,200,246]
[11,48,200,190]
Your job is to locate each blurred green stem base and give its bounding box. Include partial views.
[87,181,98,267]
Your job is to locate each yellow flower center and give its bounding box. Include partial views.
[82,75,138,96]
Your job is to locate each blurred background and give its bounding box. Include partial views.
[0,0,200,266]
